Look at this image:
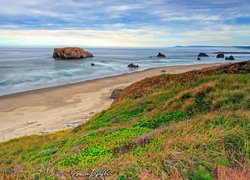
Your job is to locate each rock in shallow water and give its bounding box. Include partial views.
[53,47,93,60]
[128,63,139,68]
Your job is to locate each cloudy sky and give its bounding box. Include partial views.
[0,0,249,47]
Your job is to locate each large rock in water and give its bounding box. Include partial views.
[53,47,93,60]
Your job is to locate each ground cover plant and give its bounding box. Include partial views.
[0,61,249,179]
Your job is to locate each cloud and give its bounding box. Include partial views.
[107,4,141,11]
[0,29,172,47]
[1,23,249,47]
[0,0,249,46]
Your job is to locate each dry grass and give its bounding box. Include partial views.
[217,165,250,180]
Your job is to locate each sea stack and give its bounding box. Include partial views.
[53,47,93,60]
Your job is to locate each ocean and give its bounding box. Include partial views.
[0,47,249,96]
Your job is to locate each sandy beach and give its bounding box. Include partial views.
[0,63,221,142]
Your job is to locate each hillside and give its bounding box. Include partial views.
[0,61,249,179]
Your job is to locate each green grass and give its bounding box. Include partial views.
[0,61,249,179]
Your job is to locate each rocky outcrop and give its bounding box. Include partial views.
[128,63,139,68]
[53,47,93,60]
[198,53,209,57]
[110,89,122,99]
[216,53,224,58]
[157,52,166,58]
[197,57,201,60]
[225,55,235,60]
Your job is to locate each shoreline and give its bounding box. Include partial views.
[0,63,222,142]
[0,62,225,98]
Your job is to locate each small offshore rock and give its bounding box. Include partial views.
[91,63,95,66]
[216,53,224,58]
[110,89,122,99]
[157,52,166,58]
[128,63,139,68]
[225,55,235,60]
[197,57,201,60]
[198,53,209,57]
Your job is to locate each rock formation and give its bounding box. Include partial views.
[216,53,224,58]
[110,89,122,99]
[53,47,93,60]
[128,63,139,68]
[157,52,166,58]
[198,53,209,57]
[225,55,235,60]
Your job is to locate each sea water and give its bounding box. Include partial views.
[0,47,249,96]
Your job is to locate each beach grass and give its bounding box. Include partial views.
[0,61,249,179]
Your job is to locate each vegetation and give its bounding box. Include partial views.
[0,61,249,179]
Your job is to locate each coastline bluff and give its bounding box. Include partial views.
[53,47,93,60]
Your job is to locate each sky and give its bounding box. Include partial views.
[0,0,250,47]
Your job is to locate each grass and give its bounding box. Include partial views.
[0,61,249,179]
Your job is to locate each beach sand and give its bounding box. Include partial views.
[0,63,221,142]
